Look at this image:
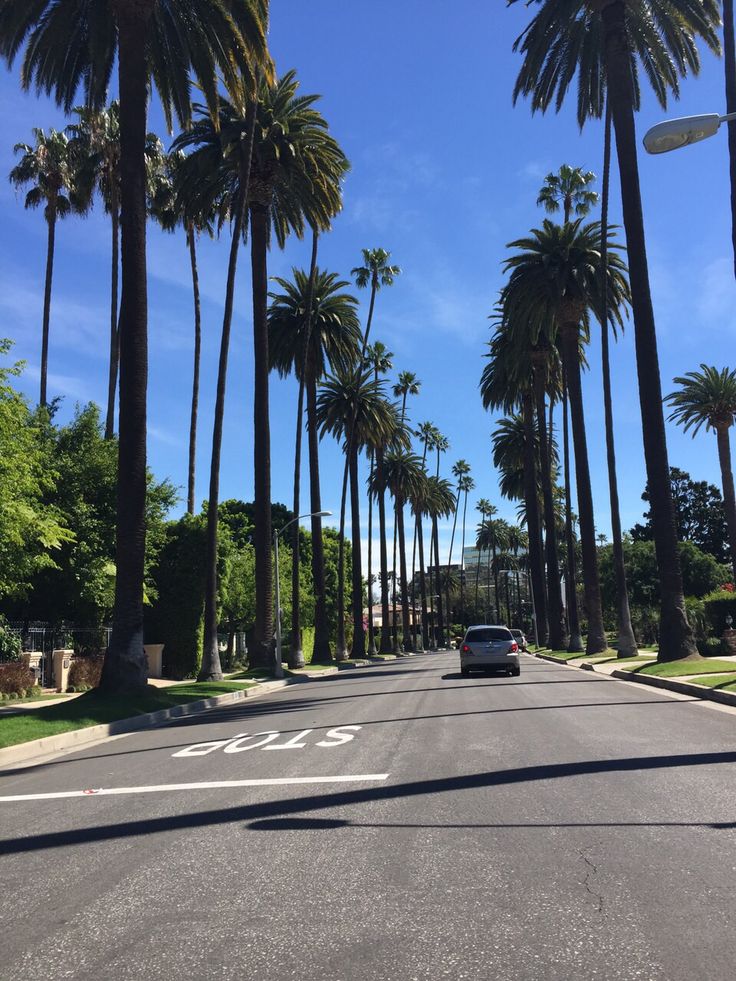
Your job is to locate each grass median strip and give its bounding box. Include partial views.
[0,680,257,750]
[629,659,736,678]
[685,673,736,691]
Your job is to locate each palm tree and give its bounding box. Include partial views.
[537,164,597,223]
[666,366,736,580]
[317,370,398,658]
[723,0,736,281]
[474,498,493,617]
[378,450,426,652]
[457,474,476,630]
[365,341,394,655]
[148,147,215,512]
[445,459,470,631]
[68,103,163,441]
[332,249,400,658]
[509,0,719,661]
[409,469,434,649]
[1,0,271,693]
[9,128,85,406]
[536,163,598,652]
[504,219,630,654]
[425,476,456,648]
[269,266,362,663]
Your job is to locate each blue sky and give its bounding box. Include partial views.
[1,2,735,571]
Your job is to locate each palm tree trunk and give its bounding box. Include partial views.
[391,502,400,654]
[186,224,201,515]
[410,506,421,651]
[723,0,736,281]
[474,520,483,616]
[432,516,446,648]
[289,231,319,669]
[367,450,377,656]
[716,425,736,581]
[445,491,461,635]
[533,363,567,649]
[459,490,469,631]
[417,512,429,649]
[488,529,495,621]
[197,99,256,682]
[521,389,548,647]
[100,2,154,693]
[306,368,331,662]
[376,448,392,653]
[105,195,119,439]
[250,200,274,670]
[427,519,436,648]
[602,0,698,662]
[40,201,57,408]
[397,497,412,651]
[562,380,583,652]
[348,444,365,658]
[560,318,607,654]
[600,100,638,658]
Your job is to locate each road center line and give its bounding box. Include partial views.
[0,774,390,803]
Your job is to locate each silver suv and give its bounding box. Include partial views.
[460,625,521,677]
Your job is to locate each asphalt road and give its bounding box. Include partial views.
[2,652,736,981]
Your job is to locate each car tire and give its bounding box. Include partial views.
[461,667,470,677]
[512,667,521,677]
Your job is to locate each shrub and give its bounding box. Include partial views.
[703,590,736,634]
[685,597,707,644]
[0,658,33,695]
[145,515,207,679]
[697,636,724,658]
[0,616,21,661]
[68,655,104,690]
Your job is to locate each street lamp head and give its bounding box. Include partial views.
[315,510,332,518]
[643,113,722,154]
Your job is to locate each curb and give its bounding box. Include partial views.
[0,652,412,769]
[532,651,736,709]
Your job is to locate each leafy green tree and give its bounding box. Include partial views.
[666,367,736,579]
[508,0,720,662]
[0,0,271,693]
[9,128,86,406]
[631,469,730,566]
[537,164,597,223]
[0,342,72,600]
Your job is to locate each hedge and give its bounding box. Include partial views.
[703,591,736,635]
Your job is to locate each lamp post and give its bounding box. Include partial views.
[273,510,332,677]
[643,112,736,155]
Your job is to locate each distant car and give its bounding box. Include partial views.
[459,625,520,677]
[510,629,528,652]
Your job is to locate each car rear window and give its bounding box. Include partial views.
[465,628,512,642]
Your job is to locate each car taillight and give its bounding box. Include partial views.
[510,641,518,652]
[461,644,471,653]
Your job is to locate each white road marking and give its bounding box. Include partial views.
[0,773,390,803]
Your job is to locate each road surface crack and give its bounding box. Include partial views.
[578,844,604,914]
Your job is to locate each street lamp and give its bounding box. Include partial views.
[273,510,332,677]
[643,112,736,155]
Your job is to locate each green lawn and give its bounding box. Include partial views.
[0,680,256,750]
[595,655,657,665]
[631,659,736,678]
[686,673,736,691]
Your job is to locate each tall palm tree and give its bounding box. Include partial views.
[247,70,349,670]
[666,366,736,580]
[389,369,421,649]
[723,0,736,281]
[536,163,598,651]
[269,267,362,663]
[9,128,85,406]
[174,95,264,681]
[377,450,426,652]
[474,498,493,617]
[445,459,471,630]
[509,0,719,661]
[0,0,271,693]
[68,103,163,441]
[330,248,400,659]
[504,219,630,654]
[537,164,598,223]
[410,420,437,650]
[148,147,214,510]
[457,473,476,630]
[365,341,394,655]
[425,475,456,649]
[409,469,434,650]
[317,370,398,658]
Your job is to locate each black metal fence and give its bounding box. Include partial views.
[2,623,112,688]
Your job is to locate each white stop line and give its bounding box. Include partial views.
[0,773,390,804]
